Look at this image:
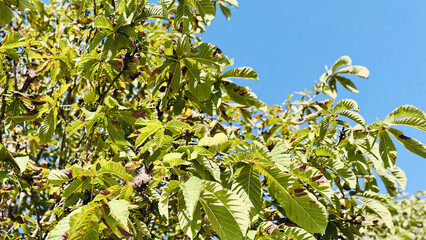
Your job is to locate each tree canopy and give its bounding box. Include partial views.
[0,0,425,239]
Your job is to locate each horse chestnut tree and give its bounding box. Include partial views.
[0,0,425,239]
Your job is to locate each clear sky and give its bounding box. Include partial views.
[201,1,426,194]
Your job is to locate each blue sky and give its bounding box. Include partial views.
[201,1,426,194]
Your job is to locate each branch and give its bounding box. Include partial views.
[0,63,11,143]
[290,109,322,125]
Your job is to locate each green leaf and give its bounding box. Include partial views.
[159,180,180,221]
[13,155,29,174]
[177,191,202,239]
[69,202,100,239]
[332,56,352,73]
[199,181,250,240]
[63,178,91,198]
[359,198,393,228]
[222,67,259,80]
[39,108,57,143]
[66,119,86,136]
[181,177,203,218]
[335,99,359,112]
[314,146,336,159]
[384,105,426,122]
[165,119,190,133]
[379,130,397,168]
[387,128,426,158]
[336,65,370,78]
[170,62,182,94]
[47,207,82,240]
[256,164,328,234]
[48,170,71,185]
[175,0,193,34]
[193,0,215,23]
[189,43,221,67]
[137,4,168,21]
[270,142,292,171]
[231,164,262,220]
[334,76,359,93]
[271,225,316,240]
[389,117,426,132]
[389,166,407,190]
[223,81,263,108]
[338,110,366,126]
[94,16,113,30]
[108,199,130,228]
[98,159,133,182]
[0,32,26,50]
[0,2,13,26]
[134,120,163,147]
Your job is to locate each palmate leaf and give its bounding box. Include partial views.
[177,191,202,239]
[222,81,263,108]
[199,181,250,240]
[192,0,215,23]
[158,180,180,221]
[98,159,133,182]
[387,127,426,158]
[384,104,426,122]
[108,199,130,228]
[175,0,193,34]
[334,99,359,112]
[270,225,316,240]
[66,119,86,136]
[133,120,163,147]
[332,55,352,73]
[0,32,26,50]
[337,109,366,126]
[190,43,229,68]
[94,16,113,30]
[358,198,393,228]
[328,158,357,189]
[48,170,71,185]
[0,2,13,26]
[180,177,203,218]
[379,130,397,168]
[222,67,259,80]
[63,178,92,198]
[136,4,168,21]
[256,164,328,234]
[292,165,334,201]
[170,62,182,94]
[334,76,359,93]
[47,207,82,240]
[389,117,426,132]
[69,202,101,239]
[389,165,407,190]
[336,65,370,78]
[39,108,57,143]
[231,164,262,220]
[165,119,190,133]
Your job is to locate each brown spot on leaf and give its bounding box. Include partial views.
[53,191,61,203]
[213,47,222,57]
[294,188,308,197]
[299,164,309,172]
[117,225,133,237]
[311,174,328,186]
[398,134,412,140]
[59,168,74,179]
[265,223,278,235]
[100,189,110,196]
[110,120,121,129]
[150,67,162,78]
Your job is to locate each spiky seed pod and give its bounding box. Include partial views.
[132,173,151,192]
